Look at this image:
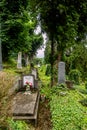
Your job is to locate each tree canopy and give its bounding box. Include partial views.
[0,0,43,61]
[29,0,87,85]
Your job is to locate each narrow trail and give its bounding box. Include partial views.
[35,99,52,130]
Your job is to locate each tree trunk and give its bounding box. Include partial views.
[50,35,54,87]
[57,52,62,64]
[0,22,3,71]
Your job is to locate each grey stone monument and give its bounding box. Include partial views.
[0,22,3,71]
[17,52,22,69]
[58,62,65,84]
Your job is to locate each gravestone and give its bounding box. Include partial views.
[22,74,35,88]
[58,62,65,84]
[17,52,22,69]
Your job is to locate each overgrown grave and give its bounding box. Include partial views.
[12,71,40,127]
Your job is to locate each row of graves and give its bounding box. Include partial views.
[12,68,40,127]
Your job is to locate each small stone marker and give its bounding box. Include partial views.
[58,62,65,84]
[17,52,22,69]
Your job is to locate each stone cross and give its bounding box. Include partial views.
[58,62,65,84]
[17,52,22,69]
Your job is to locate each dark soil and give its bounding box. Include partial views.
[35,99,52,130]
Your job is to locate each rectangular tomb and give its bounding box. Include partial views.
[12,91,40,127]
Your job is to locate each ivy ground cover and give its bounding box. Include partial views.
[50,89,87,130]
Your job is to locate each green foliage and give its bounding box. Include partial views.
[58,83,67,89]
[1,0,43,61]
[79,99,87,107]
[50,90,87,130]
[33,57,44,66]
[7,118,29,130]
[65,44,87,80]
[69,69,81,84]
[45,64,51,76]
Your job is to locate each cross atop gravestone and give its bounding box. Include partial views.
[58,61,65,84]
[17,52,22,69]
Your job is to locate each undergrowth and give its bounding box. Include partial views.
[38,65,87,130]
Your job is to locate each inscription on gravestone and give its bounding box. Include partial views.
[58,62,65,84]
[22,75,35,88]
[17,52,22,69]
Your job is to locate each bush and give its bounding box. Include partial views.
[69,69,81,84]
[7,118,29,130]
[45,64,51,76]
[85,81,87,89]
[50,91,87,130]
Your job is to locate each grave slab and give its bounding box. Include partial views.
[12,92,38,116]
[12,91,40,127]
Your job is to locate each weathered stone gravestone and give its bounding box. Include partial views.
[58,62,65,84]
[22,74,35,88]
[17,52,22,69]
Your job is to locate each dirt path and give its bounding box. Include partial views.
[35,99,52,130]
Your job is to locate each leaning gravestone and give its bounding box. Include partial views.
[58,62,65,84]
[17,52,22,69]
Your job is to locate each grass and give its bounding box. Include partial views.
[50,89,87,130]
[0,67,32,129]
[38,65,87,130]
[1,64,87,130]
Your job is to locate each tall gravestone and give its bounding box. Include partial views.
[0,22,3,71]
[58,62,65,84]
[17,52,22,69]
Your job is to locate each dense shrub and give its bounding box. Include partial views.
[85,81,87,89]
[7,118,29,130]
[50,91,87,130]
[45,64,51,76]
[69,69,81,84]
